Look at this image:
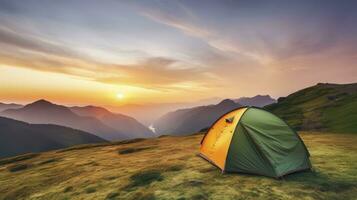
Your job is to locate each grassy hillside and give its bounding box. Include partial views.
[0,132,356,200]
[266,83,357,133]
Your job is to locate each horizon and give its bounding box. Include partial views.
[0,82,353,107]
[1,0,357,107]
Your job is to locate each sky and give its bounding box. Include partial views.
[0,0,356,106]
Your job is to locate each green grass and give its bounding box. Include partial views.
[85,186,97,193]
[7,163,29,172]
[63,186,73,193]
[127,170,164,188]
[0,132,356,200]
[266,83,357,133]
[105,192,119,200]
[118,147,154,155]
[322,93,357,132]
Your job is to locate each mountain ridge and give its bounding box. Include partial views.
[70,106,155,138]
[0,100,153,141]
[0,116,107,158]
[154,99,241,135]
[235,95,276,107]
[0,102,23,112]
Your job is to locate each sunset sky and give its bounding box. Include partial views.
[0,0,356,106]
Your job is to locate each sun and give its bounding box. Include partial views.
[116,93,124,100]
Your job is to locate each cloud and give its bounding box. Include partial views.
[142,10,211,39]
[98,57,218,91]
[1,0,357,102]
[139,5,271,66]
[0,25,80,59]
[139,1,357,67]
[0,15,221,93]
[0,45,218,92]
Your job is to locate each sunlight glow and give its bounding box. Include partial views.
[116,93,125,100]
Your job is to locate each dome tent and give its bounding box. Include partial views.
[199,107,311,178]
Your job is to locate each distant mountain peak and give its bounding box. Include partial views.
[83,105,110,112]
[0,102,23,112]
[28,99,55,107]
[154,98,241,135]
[71,105,111,117]
[1,100,154,141]
[19,99,73,113]
[6,99,75,117]
[235,95,276,107]
[218,99,236,106]
[255,94,271,98]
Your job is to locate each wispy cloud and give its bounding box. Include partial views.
[0,18,219,92]
[0,25,80,59]
[139,1,357,67]
[139,5,272,65]
[0,45,218,92]
[142,11,211,39]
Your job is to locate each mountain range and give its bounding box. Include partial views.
[0,100,154,141]
[235,95,276,107]
[112,96,275,126]
[70,105,155,138]
[1,82,355,159]
[109,97,223,126]
[0,116,106,158]
[0,102,22,112]
[266,83,357,133]
[153,83,357,135]
[153,99,242,135]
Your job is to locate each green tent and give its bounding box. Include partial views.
[200,107,311,178]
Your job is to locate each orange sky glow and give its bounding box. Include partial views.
[0,0,356,107]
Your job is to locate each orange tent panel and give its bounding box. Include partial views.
[200,108,247,170]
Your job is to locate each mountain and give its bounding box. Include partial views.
[109,103,180,126]
[0,132,356,200]
[105,97,221,126]
[0,117,106,158]
[235,95,276,107]
[0,100,128,141]
[70,106,155,138]
[265,83,357,133]
[108,97,223,126]
[153,99,241,135]
[0,102,22,112]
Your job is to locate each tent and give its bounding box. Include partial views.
[199,107,311,178]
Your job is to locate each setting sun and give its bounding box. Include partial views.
[116,93,125,100]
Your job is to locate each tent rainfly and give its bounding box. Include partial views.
[199,107,311,178]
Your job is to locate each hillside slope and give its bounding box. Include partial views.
[154,99,241,135]
[0,117,106,158]
[70,106,155,138]
[0,132,356,200]
[265,83,357,133]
